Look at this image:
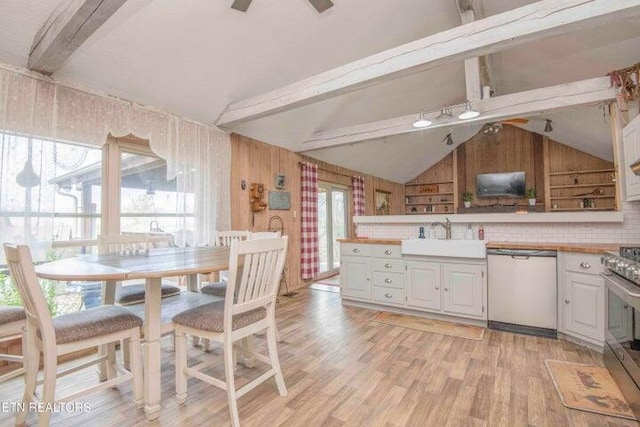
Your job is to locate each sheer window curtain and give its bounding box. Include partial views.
[300,162,319,280]
[0,65,231,260]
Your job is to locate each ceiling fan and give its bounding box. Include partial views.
[231,0,334,13]
[482,118,529,135]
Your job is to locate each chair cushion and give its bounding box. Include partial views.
[116,283,182,305]
[0,306,26,325]
[51,306,143,345]
[200,282,227,297]
[172,301,266,333]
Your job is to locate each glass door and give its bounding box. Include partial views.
[317,182,348,274]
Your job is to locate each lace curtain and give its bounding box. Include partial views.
[0,65,230,258]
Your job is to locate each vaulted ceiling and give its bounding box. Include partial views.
[0,0,639,182]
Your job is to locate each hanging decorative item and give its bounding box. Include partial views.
[274,174,286,189]
[609,62,640,113]
[250,183,267,212]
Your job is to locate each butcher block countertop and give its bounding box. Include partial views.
[486,241,621,255]
[337,238,402,245]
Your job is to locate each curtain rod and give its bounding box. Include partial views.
[298,161,364,179]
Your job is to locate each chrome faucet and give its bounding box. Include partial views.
[431,217,452,239]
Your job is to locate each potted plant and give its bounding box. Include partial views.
[526,188,537,206]
[463,191,473,208]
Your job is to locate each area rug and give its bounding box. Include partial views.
[369,312,485,340]
[545,360,637,420]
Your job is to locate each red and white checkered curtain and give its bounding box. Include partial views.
[352,175,365,216]
[300,162,319,280]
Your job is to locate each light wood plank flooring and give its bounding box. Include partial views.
[0,288,638,426]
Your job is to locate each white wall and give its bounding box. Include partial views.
[356,201,640,244]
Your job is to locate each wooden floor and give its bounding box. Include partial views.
[1,288,638,427]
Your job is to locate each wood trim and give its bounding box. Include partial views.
[296,77,615,152]
[101,137,121,235]
[217,0,639,125]
[28,0,128,75]
[543,137,552,211]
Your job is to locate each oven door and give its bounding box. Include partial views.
[603,272,640,405]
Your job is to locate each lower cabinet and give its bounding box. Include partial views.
[559,252,605,346]
[341,255,372,300]
[405,258,486,320]
[442,263,484,318]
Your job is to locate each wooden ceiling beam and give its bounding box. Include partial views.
[28,0,128,75]
[217,0,640,126]
[295,76,615,152]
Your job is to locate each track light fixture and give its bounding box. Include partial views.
[544,119,553,133]
[436,106,454,122]
[458,100,480,120]
[412,110,432,128]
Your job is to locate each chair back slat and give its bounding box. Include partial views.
[214,230,250,247]
[98,234,152,255]
[248,231,281,240]
[225,237,287,324]
[3,244,55,346]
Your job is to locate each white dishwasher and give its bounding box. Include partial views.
[487,248,557,338]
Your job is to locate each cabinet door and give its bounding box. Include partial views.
[340,255,372,300]
[442,264,484,318]
[563,272,604,343]
[623,118,640,201]
[405,261,441,311]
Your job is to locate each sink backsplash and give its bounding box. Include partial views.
[357,202,640,244]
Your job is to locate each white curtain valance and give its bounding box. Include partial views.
[0,65,231,249]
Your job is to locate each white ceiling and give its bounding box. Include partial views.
[0,0,639,183]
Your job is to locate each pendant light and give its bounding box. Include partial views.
[458,100,480,119]
[445,133,454,146]
[412,111,432,128]
[436,106,454,122]
[16,140,41,188]
[544,119,553,132]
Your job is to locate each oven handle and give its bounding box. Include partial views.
[602,272,640,308]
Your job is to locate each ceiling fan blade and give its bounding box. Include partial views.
[501,118,529,125]
[231,0,253,12]
[308,0,334,13]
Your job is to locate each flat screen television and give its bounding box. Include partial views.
[476,172,526,198]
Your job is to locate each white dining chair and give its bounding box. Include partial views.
[213,230,250,247]
[173,237,288,427]
[4,244,143,427]
[0,305,26,383]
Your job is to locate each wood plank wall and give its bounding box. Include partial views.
[230,134,403,289]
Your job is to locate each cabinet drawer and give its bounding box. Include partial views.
[340,243,373,257]
[373,271,403,289]
[373,286,405,305]
[373,258,403,273]
[372,245,402,259]
[563,253,603,275]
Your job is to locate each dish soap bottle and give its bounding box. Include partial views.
[465,224,473,240]
[478,225,484,240]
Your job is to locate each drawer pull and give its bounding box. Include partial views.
[580,262,591,269]
[444,288,448,291]
[564,299,570,304]
[435,287,439,290]
[384,250,392,255]
[384,293,393,298]
[352,248,360,253]
[384,263,392,268]
[384,278,392,284]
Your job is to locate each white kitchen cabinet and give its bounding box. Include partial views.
[404,257,486,320]
[341,255,372,300]
[340,243,374,301]
[442,263,484,318]
[340,243,402,303]
[559,252,605,346]
[623,114,640,201]
[405,260,441,311]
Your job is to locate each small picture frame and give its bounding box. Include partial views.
[374,189,391,216]
[274,174,286,189]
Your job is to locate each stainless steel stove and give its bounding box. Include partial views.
[601,247,640,418]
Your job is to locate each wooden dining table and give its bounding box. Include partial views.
[35,245,230,421]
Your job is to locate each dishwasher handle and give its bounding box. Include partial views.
[487,248,557,257]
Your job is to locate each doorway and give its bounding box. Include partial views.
[317,182,348,274]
